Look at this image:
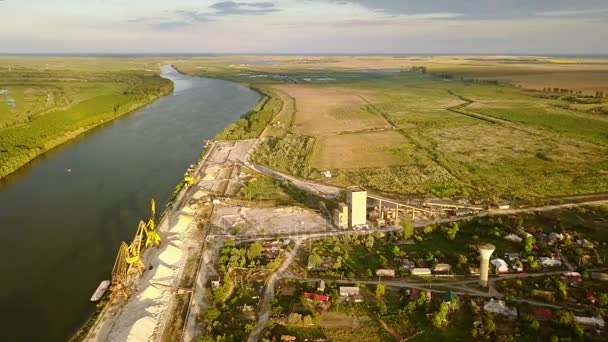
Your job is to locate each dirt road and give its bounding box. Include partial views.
[247,240,303,342]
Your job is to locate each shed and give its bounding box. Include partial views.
[433,263,451,272]
[339,286,360,297]
[376,269,395,277]
[411,268,432,276]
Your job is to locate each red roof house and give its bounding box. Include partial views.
[535,308,553,320]
[302,292,329,302]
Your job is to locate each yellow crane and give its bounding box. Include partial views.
[110,198,160,298]
[145,198,161,247]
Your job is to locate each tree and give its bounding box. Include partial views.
[373,230,382,240]
[433,302,449,328]
[524,236,536,253]
[376,283,386,298]
[401,219,414,239]
[442,223,459,240]
[365,235,375,248]
[333,256,343,270]
[598,292,608,307]
[308,254,322,269]
[457,254,468,269]
[485,313,496,335]
[555,310,574,328]
[247,242,263,261]
[303,315,314,326]
[288,313,303,326]
[377,300,388,315]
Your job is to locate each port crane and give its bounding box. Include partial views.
[110,198,161,299]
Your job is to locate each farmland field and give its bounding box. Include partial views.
[0,57,173,179]
[175,56,608,201]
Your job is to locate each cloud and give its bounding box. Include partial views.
[153,21,192,30]
[209,1,279,16]
[331,0,608,20]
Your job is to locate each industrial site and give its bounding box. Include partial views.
[78,132,608,342]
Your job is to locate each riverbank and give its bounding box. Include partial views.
[0,68,174,181]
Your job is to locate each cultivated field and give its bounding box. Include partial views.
[174,56,608,201]
[311,131,411,169]
[272,85,389,135]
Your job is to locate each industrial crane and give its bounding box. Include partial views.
[110,198,161,299]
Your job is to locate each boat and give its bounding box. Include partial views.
[90,280,111,302]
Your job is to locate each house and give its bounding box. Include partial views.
[339,286,360,297]
[575,315,605,329]
[443,291,458,306]
[302,292,329,302]
[322,170,333,178]
[562,271,582,284]
[484,299,518,319]
[534,308,553,321]
[498,204,510,210]
[511,260,524,273]
[396,258,416,270]
[376,269,395,277]
[411,268,432,276]
[211,280,221,289]
[434,264,451,273]
[591,272,608,281]
[468,267,480,275]
[504,234,522,243]
[539,257,562,267]
[504,253,520,262]
[317,280,325,293]
[491,259,509,273]
[587,293,597,304]
[548,232,564,244]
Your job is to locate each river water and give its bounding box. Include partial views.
[0,65,261,341]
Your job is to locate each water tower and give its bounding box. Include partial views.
[478,243,496,287]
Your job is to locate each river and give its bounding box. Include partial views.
[0,65,261,341]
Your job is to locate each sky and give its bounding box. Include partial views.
[0,0,607,54]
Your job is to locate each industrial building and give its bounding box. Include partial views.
[333,202,349,229]
[346,186,367,228]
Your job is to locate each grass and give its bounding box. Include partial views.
[251,136,316,177]
[0,60,173,179]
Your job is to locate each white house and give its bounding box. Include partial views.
[411,268,432,276]
[539,257,562,267]
[339,286,360,297]
[575,315,605,329]
[491,259,509,273]
[504,234,522,243]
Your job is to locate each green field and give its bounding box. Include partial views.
[0,57,173,179]
[175,56,608,202]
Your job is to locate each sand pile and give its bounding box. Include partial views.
[159,244,182,266]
